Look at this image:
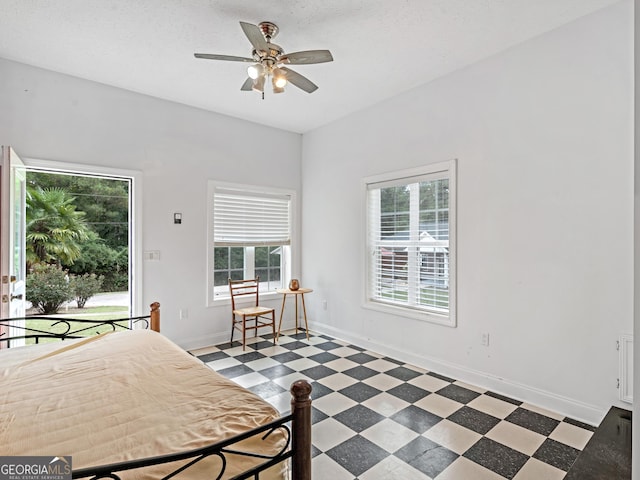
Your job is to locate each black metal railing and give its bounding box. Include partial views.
[0,314,151,348]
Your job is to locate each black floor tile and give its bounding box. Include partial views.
[235,351,266,363]
[506,407,560,436]
[448,406,501,435]
[346,352,378,364]
[197,350,229,363]
[307,351,340,364]
[334,404,386,433]
[326,435,389,477]
[311,407,329,425]
[385,366,422,381]
[436,384,482,404]
[313,341,343,351]
[343,365,379,381]
[281,340,309,350]
[387,383,430,403]
[338,383,382,403]
[309,381,334,400]
[395,436,459,478]
[533,438,581,472]
[464,437,529,479]
[258,364,296,380]
[300,365,338,380]
[250,340,277,350]
[391,405,442,434]
[270,351,303,364]
[216,364,254,379]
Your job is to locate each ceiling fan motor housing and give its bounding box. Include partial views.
[258,21,279,40]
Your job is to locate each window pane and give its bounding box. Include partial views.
[255,246,269,268]
[438,179,449,209]
[214,247,228,270]
[214,271,229,287]
[229,247,244,269]
[255,268,268,281]
[419,182,436,210]
[230,270,244,281]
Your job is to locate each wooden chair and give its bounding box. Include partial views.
[229,277,276,350]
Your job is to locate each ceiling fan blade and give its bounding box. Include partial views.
[239,21,268,52]
[240,77,253,91]
[280,67,318,93]
[194,53,254,63]
[279,50,333,65]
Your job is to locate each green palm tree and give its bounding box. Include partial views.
[26,186,91,268]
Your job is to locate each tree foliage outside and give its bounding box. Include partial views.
[26,172,129,293]
[26,263,74,314]
[26,186,91,268]
[69,273,104,308]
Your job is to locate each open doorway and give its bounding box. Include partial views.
[25,167,135,319]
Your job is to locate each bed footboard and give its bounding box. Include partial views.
[72,380,313,480]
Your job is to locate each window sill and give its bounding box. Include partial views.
[363,299,456,327]
[209,290,282,308]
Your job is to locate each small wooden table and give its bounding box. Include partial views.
[276,287,313,340]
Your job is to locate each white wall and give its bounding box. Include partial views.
[0,58,302,349]
[302,1,633,425]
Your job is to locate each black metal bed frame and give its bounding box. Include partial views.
[0,309,313,480]
[0,314,151,347]
[71,380,311,480]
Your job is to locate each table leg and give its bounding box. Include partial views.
[294,294,299,331]
[276,293,287,342]
[301,293,310,340]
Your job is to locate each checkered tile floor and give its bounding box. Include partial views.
[191,330,596,480]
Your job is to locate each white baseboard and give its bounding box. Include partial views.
[311,322,605,426]
[176,320,299,352]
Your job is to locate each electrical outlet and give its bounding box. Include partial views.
[481,332,490,346]
[179,308,188,320]
[322,300,327,310]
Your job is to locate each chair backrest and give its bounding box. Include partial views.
[228,277,261,310]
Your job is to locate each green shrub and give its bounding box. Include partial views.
[69,273,104,308]
[26,264,74,314]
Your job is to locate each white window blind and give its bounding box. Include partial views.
[213,189,291,246]
[365,161,456,324]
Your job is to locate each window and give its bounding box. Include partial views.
[208,182,293,303]
[365,160,456,326]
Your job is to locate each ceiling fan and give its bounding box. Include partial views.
[194,21,333,96]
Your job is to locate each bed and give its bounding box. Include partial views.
[0,304,312,480]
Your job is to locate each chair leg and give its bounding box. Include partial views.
[230,314,235,346]
[242,316,247,351]
[271,311,276,345]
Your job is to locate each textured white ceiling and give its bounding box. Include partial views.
[0,0,622,133]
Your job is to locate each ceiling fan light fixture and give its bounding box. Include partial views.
[252,75,265,93]
[247,63,264,80]
[272,68,287,89]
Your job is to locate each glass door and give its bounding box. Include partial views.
[0,147,27,343]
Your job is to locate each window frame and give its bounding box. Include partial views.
[207,181,295,306]
[363,160,457,327]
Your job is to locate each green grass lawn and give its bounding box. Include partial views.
[23,306,132,344]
